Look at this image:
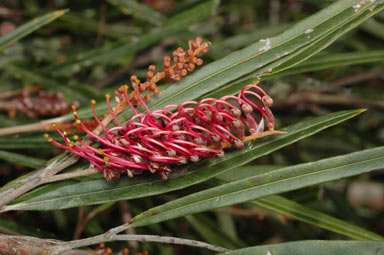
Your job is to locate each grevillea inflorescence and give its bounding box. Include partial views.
[46,38,281,180]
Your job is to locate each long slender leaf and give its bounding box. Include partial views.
[0,150,45,169]
[2,64,93,103]
[215,166,384,241]
[54,0,383,123]
[254,195,384,241]
[2,109,365,211]
[203,49,384,99]
[268,50,384,79]
[107,0,166,26]
[216,240,384,255]
[185,214,245,249]
[119,0,383,119]
[50,0,219,76]
[128,145,384,228]
[0,134,63,149]
[0,10,67,51]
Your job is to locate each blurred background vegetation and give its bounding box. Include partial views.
[0,0,383,254]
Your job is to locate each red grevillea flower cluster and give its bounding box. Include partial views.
[46,82,276,180]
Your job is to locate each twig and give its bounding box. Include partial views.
[0,154,79,209]
[0,116,65,136]
[56,234,229,254]
[0,225,20,235]
[0,233,230,254]
[73,207,85,240]
[119,200,139,252]
[95,4,106,47]
[43,167,100,183]
[73,203,114,240]
[0,90,19,99]
[328,69,384,88]
[0,234,94,255]
[273,92,384,108]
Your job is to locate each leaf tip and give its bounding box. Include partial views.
[57,9,70,16]
[357,108,367,114]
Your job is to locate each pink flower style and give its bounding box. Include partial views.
[46,82,276,181]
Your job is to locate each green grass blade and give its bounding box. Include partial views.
[0,9,67,51]
[216,240,384,255]
[128,142,383,228]
[2,109,365,211]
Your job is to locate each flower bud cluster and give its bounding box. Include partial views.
[114,37,210,107]
[46,83,275,180]
[1,86,79,118]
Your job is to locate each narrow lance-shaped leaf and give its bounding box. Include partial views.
[2,109,365,211]
[107,0,166,26]
[0,150,45,169]
[214,166,384,241]
[53,0,381,122]
[267,50,384,79]
[50,0,382,123]
[128,145,384,228]
[216,241,384,255]
[50,0,219,76]
[137,0,382,115]
[0,9,67,51]
[204,50,384,99]
[207,1,384,98]
[253,195,384,241]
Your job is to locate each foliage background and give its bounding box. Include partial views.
[0,0,383,254]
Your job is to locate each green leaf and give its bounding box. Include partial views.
[268,2,384,75]
[3,109,365,211]
[215,166,384,241]
[0,9,67,51]
[186,214,246,249]
[56,0,382,124]
[3,64,94,103]
[254,195,384,241]
[360,18,384,40]
[50,0,219,76]
[128,144,383,228]
[107,0,166,26]
[267,50,384,79]
[0,133,63,149]
[0,150,45,169]
[216,240,384,255]
[133,0,383,115]
[58,12,139,38]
